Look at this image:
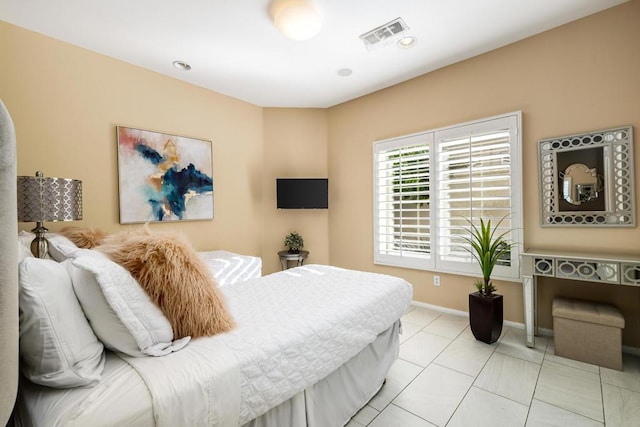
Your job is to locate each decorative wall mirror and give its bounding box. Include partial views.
[538,126,635,226]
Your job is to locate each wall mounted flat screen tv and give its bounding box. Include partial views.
[277,178,328,209]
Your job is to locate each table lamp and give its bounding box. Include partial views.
[17,171,82,258]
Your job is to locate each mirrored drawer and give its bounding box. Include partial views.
[621,263,640,286]
[533,257,554,276]
[555,258,619,284]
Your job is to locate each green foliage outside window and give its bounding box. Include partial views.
[389,149,430,202]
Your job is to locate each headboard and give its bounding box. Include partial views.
[0,99,19,424]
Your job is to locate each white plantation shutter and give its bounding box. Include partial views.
[374,133,434,270]
[373,113,522,280]
[434,114,521,279]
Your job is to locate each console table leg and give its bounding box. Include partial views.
[523,275,535,348]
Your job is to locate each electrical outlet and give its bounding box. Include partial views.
[433,275,440,286]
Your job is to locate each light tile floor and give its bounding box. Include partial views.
[346,305,640,427]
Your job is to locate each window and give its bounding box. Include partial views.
[374,133,434,270]
[373,112,522,281]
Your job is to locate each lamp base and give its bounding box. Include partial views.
[30,223,49,259]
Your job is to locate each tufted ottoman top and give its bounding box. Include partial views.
[552,297,625,328]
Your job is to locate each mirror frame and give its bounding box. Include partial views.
[538,126,635,227]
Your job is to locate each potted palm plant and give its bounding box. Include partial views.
[462,217,514,344]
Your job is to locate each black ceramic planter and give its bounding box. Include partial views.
[469,292,503,344]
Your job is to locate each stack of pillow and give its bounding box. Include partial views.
[17,227,234,389]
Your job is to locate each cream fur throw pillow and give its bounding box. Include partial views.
[60,226,107,249]
[96,228,234,339]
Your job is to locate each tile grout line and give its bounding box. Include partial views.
[442,326,547,425]
[535,343,606,425]
[382,313,469,427]
[442,328,505,426]
[377,307,640,426]
[364,308,438,426]
[407,318,458,417]
[365,361,431,426]
[368,315,442,427]
[444,348,497,427]
[522,335,551,426]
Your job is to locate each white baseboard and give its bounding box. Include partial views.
[410,300,468,318]
[537,327,553,337]
[410,300,640,355]
[410,300,526,330]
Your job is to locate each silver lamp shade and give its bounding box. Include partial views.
[17,171,82,258]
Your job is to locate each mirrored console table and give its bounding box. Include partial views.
[521,249,640,347]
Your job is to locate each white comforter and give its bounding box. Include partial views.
[199,250,262,287]
[124,265,413,426]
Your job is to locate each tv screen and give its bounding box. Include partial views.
[277,178,328,209]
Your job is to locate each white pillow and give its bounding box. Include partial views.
[18,230,78,261]
[67,249,190,357]
[47,234,80,261]
[18,257,105,388]
[17,240,33,263]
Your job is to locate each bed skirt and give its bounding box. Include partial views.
[243,320,400,427]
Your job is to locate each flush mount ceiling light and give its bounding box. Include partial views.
[337,68,353,77]
[172,60,191,71]
[270,0,323,41]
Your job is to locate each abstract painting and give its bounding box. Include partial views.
[116,126,213,223]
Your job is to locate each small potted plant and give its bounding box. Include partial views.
[461,217,514,344]
[284,231,304,254]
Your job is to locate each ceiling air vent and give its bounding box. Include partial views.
[360,17,409,50]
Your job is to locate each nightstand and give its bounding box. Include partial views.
[278,250,309,270]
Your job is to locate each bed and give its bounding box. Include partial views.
[0,100,413,427]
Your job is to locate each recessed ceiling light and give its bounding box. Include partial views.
[397,36,417,49]
[337,68,353,77]
[172,60,192,71]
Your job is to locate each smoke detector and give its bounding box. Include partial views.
[360,17,410,50]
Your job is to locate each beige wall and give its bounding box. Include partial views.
[0,21,331,275]
[2,0,640,344]
[328,0,640,345]
[262,108,329,274]
[0,20,266,258]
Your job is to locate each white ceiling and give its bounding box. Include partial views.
[0,0,628,108]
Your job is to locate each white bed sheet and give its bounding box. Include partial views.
[15,352,153,427]
[122,329,240,427]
